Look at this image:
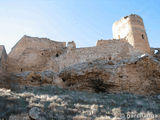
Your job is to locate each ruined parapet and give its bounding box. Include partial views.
[96,39,125,46]
[9,35,66,57]
[112,14,150,53]
[67,41,76,50]
[0,45,7,72]
[96,39,112,46]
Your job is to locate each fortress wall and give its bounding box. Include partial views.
[96,39,126,46]
[9,35,66,58]
[7,37,142,73]
[96,39,115,46]
[7,36,66,72]
[55,40,142,72]
[0,45,7,72]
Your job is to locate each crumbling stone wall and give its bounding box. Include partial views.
[7,36,142,73]
[55,40,142,71]
[7,35,66,72]
[112,14,150,53]
[0,45,7,72]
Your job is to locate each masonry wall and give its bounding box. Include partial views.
[7,36,66,72]
[0,45,7,72]
[6,37,143,73]
[9,35,66,58]
[54,40,142,72]
[7,36,143,73]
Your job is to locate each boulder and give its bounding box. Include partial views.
[29,107,46,120]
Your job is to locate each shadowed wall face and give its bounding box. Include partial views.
[0,45,7,72]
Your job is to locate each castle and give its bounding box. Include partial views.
[0,14,152,73]
[1,15,160,119]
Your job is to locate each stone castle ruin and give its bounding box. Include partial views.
[4,14,150,73]
[1,14,160,95]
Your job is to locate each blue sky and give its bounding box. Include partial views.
[0,0,160,53]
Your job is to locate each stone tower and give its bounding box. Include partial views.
[112,14,150,53]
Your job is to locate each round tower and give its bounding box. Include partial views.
[112,14,150,53]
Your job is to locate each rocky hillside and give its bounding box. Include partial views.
[59,54,160,95]
[0,85,160,120]
[4,54,159,95]
[1,36,160,119]
[1,55,160,119]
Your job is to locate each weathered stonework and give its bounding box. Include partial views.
[7,35,66,72]
[7,38,143,73]
[113,14,150,53]
[0,45,7,72]
[56,39,142,72]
